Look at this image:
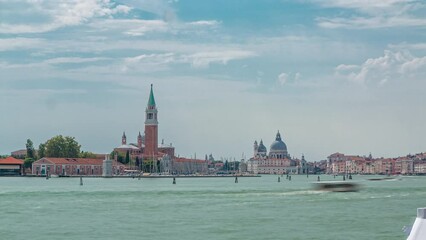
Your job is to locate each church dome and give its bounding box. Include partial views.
[270,141,287,152]
[269,131,287,153]
[257,140,267,153]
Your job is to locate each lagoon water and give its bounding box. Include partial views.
[1,175,424,240]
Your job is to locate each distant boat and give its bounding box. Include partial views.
[367,176,401,181]
[312,181,360,192]
[50,174,59,178]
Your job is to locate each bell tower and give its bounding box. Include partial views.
[144,84,158,157]
[122,131,127,145]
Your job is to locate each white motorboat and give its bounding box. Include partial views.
[312,181,360,192]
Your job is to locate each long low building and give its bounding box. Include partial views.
[32,157,125,176]
[0,157,24,176]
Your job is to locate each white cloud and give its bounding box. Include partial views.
[335,50,426,84]
[89,19,168,36]
[335,64,359,72]
[313,0,426,29]
[118,0,177,21]
[44,57,110,64]
[0,38,45,51]
[277,72,301,86]
[312,0,413,13]
[188,20,221,27]
[295,72,301,81]
[120,50,256,71]
[87,18,221,36]
[317,16,426,29]
[0,0,132,34]
[278,73,289,86]
[122,53,176,72]
[389,42,426,50]
[185,50,256,68]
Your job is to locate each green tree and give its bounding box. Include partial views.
[79,151,97,158]
[125,150,130,164]
[44,135,81,158]
[135,157,140,169]
[26,139,36,159]
[156,160,160,173]
[142,159,154,172]
[38,143,46,158]
[24,158,35,170]
[117,154,124,164]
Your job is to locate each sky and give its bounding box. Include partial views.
[1,0,425,161]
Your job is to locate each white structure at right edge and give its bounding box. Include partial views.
[407,208,426,240]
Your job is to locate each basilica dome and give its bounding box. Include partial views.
[270,139,287,152]
[269,131,288,158]
[257,140,267,153]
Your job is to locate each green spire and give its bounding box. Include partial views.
[148,84,156,107]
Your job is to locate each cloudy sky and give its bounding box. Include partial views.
[1,0,425,161]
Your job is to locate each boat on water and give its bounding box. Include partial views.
[312,181,360,192]
[367,176,401,181]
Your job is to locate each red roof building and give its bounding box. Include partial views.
[0,157,24,176]
[32,157,125,176]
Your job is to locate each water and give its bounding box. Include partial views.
[1,175,424,240]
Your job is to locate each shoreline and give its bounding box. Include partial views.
[4,174,261,178]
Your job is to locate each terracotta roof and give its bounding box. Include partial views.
[346,156,365,161]
[34,158,104,165]
[0,157,24,165]
[328,152,344,157]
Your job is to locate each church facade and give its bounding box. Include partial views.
[113,84,175,162]
[113,84,206,174]
[247,131,307,174]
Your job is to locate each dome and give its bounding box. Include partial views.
[116,144,140,150]
[270,141,287,152]
[257,140,267,153]
[269,131,287,153]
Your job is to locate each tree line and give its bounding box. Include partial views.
[24,135,96,169]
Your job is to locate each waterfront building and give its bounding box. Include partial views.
[247,131,307,174]
[328,153,373,175]
[32,157,125,176]
[0,157,24,176]
[326,152,426,175]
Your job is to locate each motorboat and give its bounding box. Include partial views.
[312,181,360,192]
[367,176,401,181]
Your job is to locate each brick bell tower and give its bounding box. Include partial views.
[144,84,158,157]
